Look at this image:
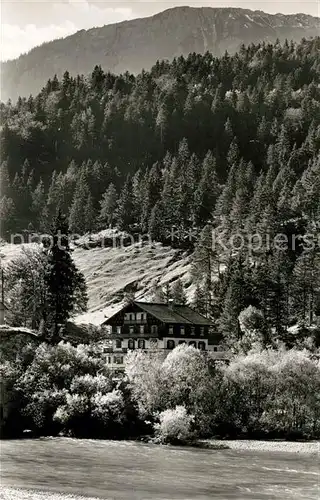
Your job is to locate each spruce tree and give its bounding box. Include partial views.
[115,174,135,231]
[132,169,143,224]
[227,137,240,167]
[69,172,93,234]
[44,210,87,342]
[31,179,47,230]
[192,284,207,316]
[0,196,16,239]
[218,256,248,344]
[152,284,166,303]
[99,183,117,227]
[47,171,62,219]
[171,278,187,305]
[84,193,95,234]
[214,163,238,222]
[194,151,220,227]
[160,157,181,232]
[0,161,10,198]
[141,163,162,232]
[148,201,167,242]
[292,250,320,326]
[262,252,292,338]
[155,102,169,144]
[191,224,222,312]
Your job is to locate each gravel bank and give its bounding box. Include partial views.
[204,439,320,455]
[0,487,102,500]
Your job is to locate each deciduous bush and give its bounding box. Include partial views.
[125,350,167,415]
[219,348,320,438]
[154,405,195,444]
[261,349,320,438]
[2,336,320,440]
[126,344,218,436]
[15,342,111,435]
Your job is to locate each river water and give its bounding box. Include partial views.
[0,438,319,499]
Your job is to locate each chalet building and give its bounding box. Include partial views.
[102,300,226,370]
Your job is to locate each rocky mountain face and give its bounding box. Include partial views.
[1,6,320,101]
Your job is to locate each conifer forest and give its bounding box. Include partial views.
[1,37,319,346]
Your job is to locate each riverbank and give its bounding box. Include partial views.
[204,439,320,455]
[0,488,101,500]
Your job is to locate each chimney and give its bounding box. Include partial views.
[168,299,174,310]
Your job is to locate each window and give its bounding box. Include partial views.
[115,339,122,348]
[114,356,124,364]
[168,325,174,335]
[108,356,111,364]
[151,325,158,335]
[180,326,185,335]
[138,339,145,349]
[189,341,196,347]
[130,313,135,321]
[200,327,204,336]
[178,340,186,345]
[128,339,135,350]
[191,327,195,335]
[136,312,142,321]
[213,346,218,352]
[129,326,134,335]
[198,341,206,351]
[140,325,145,334]
[117,326,121,334]
[167,340,175,349]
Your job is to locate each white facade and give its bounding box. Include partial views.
[105,338,227,371]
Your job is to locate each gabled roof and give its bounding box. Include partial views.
[102,301,212,326]
[171,305,212,326]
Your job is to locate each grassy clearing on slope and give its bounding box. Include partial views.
[0,236,193,325]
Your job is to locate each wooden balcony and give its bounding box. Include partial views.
[110,329,158,338]
[123,319,147,324]
[104,347,128,353]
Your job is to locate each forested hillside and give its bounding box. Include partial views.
[2,6,320,101]
[1,37,320,345]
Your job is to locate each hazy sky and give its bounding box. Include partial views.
[1,0,319,61]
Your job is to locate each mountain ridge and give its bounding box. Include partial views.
[1,6,320,101]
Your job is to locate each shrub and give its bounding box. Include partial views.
[237,306,269,353]
[16,342,111,435]
[125,350,167,415]
[126,344,211,414]
[70,373,112,396]
[219,350,276,437]
[219,348,320,438]
[154,405,195,444]
[261,349,320,438]
[92,390,125,425]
